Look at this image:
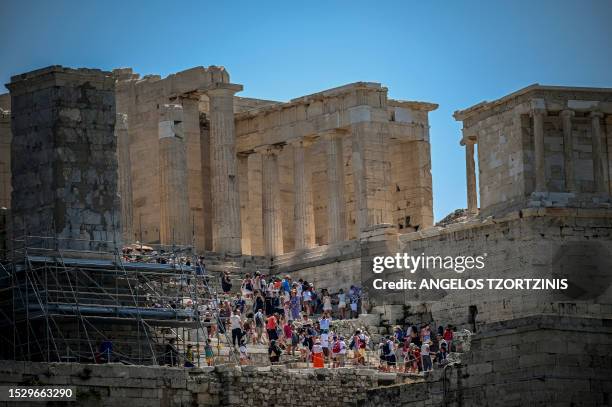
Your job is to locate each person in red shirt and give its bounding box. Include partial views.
[266,314,278,342]
[283,321,294,354]
[443,325,454,352]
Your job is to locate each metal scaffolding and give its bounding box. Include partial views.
[0,234,236,366]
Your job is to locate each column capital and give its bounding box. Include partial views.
[254,143,284,156]
[590,110,604,119]
[205,82,243,97]
[320,128,348,140]
[288,135,318,148]
[559,109,575,118]
[530,98,547,115]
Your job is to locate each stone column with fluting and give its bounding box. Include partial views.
[325,131,347,244]
[464,139,478,214]
[237,152,252,254]
[291,137,316,250]
[351,125,368,234]
[259,145,284,257]
[560,109,576,192]
[116,113,134,243]
[206,83,243,254]
[590,111,606,193]
[158,104,191,246]
[531,99,547,192]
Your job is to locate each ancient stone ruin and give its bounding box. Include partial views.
[0,65,611,406]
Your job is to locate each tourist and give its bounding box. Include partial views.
[320,332,330,361]
[311,339,324,368]
[421,324,431,343]
[436,343,449,367]
[319,311,331,334]
[266,313,278,342]
[239,339,250,365]
[290,326,300,357]
[253,291,265,315]
[241,273,254,298]
[254,308,266,344]
[349,289,359,318]
[233,293,245,314]
[229,309,243,348]
[184,344,195,368]
[302,287,312,316]
[336,336,347,367]
[268,340,283,364]
[289,290,301,321]
[298,330,309,363]
[322,291,332,314]
[443,325,454,351]
[204,339,214,366]
[221,271,232,294]
[281,275,291,294]
[421,341,432,372]
[393,326,405,343]
[283,321,294,354]
[384,336,396,371]
[337,288,347,319]
[243,314,254,344]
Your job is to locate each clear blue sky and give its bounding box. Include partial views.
[1,0,611,221]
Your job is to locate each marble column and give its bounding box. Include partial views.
[206,83,243,254]
[465,139,478,214]
[291,137,316,250]
[351,125,368,234]
[560,109,576,192]
[237,153,252,254]
[159,104,191,246]
[116,113,133,243]
[325,131,347,244]
[259,145,284,257]
[590,111,606,193]
[531,101,547,192]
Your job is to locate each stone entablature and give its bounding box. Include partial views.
[454,84,612,217]
[234,82,435,152]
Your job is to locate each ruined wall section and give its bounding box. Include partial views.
[394,209,612,327]
[363,315,612,406]
[8,66,120,251]
[0,361,382,407]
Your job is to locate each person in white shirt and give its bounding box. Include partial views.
[229,310,243,348]
[337,289,347,320]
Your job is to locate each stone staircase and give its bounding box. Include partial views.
[271,241,360,272]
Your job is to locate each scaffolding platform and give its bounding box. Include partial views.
[0,235,231,366]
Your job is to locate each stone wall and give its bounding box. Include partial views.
[7,66,120,251]
[361,315,612,406]
[273,240,362,293]
[386,208,612,327]
[0,361,385,407]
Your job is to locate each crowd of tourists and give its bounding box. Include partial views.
[207,272,456,373]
